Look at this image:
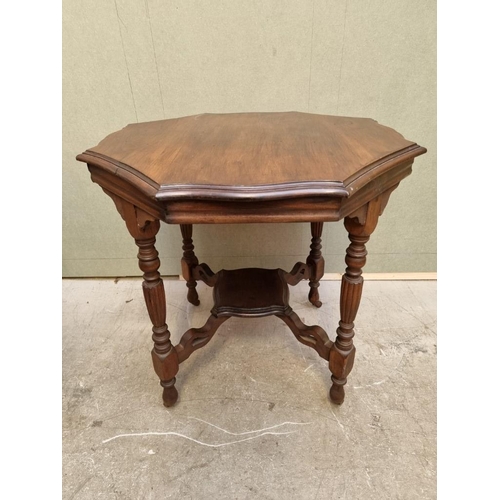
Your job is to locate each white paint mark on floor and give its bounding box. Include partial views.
[329,409,351,441]
[248,377,272,386]
[102,430,297,447]
[365,468,373,488]
[102,419,312,447]
[188,417,312,436]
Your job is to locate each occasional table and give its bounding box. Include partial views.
[77,112,426,407]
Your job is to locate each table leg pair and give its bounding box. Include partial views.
[179,222,325,310]
[107,192,383,408]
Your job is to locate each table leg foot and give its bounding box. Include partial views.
[186,284,200,306]
[329,376,346,405]
[308,283,322,308]
[161,378,179,407]
[329,343,355,405]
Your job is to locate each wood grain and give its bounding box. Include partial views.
[76,111,428,408]
[211,268,291,318]
[77,112,425,203]
[329,197,382,405]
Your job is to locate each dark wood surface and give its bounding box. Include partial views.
[180,224,200,306]
[306,222,325,307]
[77,112,425,204]
[212,268,291,318]
[76,111,426,408]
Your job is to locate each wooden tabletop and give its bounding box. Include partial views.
[77,112,426,202]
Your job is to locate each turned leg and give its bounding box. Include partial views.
[306,222,325,307]
[136,233,179,407]
[102,193,180,407]
[180,224,200,306]
[330,199,382,405]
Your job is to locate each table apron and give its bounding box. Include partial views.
[160,163,413,224]
[162,197,342,224]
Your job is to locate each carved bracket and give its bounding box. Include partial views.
[193,263,218,287]
[102,187,159,239]
[283,262,310,285]
[346,184,398,229]
[88,164,164,222]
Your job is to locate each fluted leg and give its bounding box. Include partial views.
[95,187,180,407]
[330,199,382,405]
[306,222,325,307]
[136,233,179,407]
[180,224,200,306]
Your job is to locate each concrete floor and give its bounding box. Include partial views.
[62,278,436,500]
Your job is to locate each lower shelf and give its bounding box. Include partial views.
[211,267,292,318]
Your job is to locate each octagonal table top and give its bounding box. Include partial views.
[77,111,425,202]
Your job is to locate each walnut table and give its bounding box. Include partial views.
[77,112,426,407]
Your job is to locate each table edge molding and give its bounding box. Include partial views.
[76,151,160,197]
[157,181,349,201]
[343,144,426,194]
[77,144,426,203]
